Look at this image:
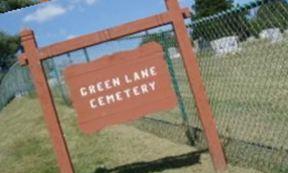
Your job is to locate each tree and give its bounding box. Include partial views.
[191,0,235,41]
[192,0,234,20]
[0,0,36,13]
[191,0,252,41]
[0,31,20,71]
[254,0,288,32]
[141,31,177,50]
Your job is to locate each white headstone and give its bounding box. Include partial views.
[168,47,181,59]
[259,28,283,43]
[48,78,58,87]
[210,36,240,55]
[15,91,28,99]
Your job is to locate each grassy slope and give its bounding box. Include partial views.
[0,96,263,173]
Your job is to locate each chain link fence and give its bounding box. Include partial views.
[0,62,34,111]
[1,0,288,172]
[41,1,288,172]
[188,0,288,172]
[40,24,205,172]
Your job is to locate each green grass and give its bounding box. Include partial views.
[0,96,264,173]
[1,36,286,173]
[150,38,288,172]
[156,38,288,148]
[120,37,288,172]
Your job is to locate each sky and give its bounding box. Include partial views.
[0,0,253,47]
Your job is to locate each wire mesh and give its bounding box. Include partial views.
[2,0,288,172]
[41,24,207,172]
[0,62,34,111]
[189,0,288,172]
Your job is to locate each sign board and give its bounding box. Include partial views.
[19,1,227,171]
[64,42,177,133]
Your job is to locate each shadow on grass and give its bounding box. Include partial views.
[94,149,207,173]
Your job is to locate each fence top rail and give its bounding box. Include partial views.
[190,0,280,26]
[19,8,190,65]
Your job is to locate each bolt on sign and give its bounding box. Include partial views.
[18,0,227,172]
[64,42,177,133]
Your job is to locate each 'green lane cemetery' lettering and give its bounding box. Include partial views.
[80,66,157,108]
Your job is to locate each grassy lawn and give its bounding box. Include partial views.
[157,38,288,151]
[44,36,288,152]
[140,38,288,173]
[0,96,263,173]
[0,35,286,173]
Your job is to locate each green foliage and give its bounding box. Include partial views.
[141,31,177,50]
[191,0,288,41]
[192,0,234,20]
[191,0,250,41]
[252,0,288,32]
[0,0,36,13]
[191,11,251,41]
[0,31,20,70]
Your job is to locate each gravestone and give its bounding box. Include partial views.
[259,28,283,43]
[48,78,58,87]
[210,36,240,55]
[168,47,181,59]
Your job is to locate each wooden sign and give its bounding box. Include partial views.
[64,42,177,133]
[19,0,227,172]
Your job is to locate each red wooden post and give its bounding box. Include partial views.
[165,0,228,172]
[20,29,74,173]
